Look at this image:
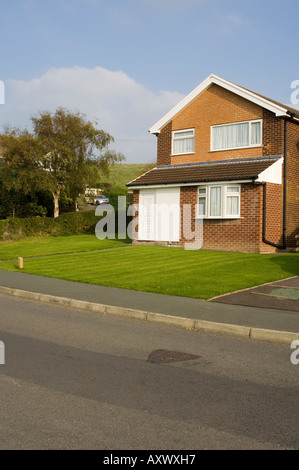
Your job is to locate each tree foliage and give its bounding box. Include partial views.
[0,108,124,217]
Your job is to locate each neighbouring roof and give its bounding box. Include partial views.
[149,74,299,134]
[127,156,281,187]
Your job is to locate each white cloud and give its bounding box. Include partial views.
[0,66,184,163]
[218,12,251,35]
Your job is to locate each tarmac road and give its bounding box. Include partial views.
[0,293,298,450]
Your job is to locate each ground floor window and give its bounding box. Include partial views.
[197,184,240,218]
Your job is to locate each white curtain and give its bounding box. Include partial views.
[251,121,261,145]
[173,131,194,154]
[198,197,206,216]
[210,187,222,216]
[226,196,239,215]
[213,122,249,150]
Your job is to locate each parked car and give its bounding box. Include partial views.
[94,195,109,205]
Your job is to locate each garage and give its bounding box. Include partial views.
[138,187,180,242]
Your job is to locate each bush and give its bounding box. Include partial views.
[0,209,133,242]
[0,210,99,241]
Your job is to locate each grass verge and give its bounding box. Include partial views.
[0,234,128,261]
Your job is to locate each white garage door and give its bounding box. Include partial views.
[139,188,180,242]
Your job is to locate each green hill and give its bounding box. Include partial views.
[103,163,155,188]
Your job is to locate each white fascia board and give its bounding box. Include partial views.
[129,179,253,190]
[149,74,289,134]
[212,75,288,117]
[149,75,213,134]
[256,157,283,184]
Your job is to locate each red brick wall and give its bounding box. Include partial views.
[285,119,299,247]
[157,121,172,166]
[179,184,281,253]
[132,183,284,253]
[155,85,291,166]
[180,187,197,244]
[156,84,264,165]
[259,182,283,252]
[262,110,284,156]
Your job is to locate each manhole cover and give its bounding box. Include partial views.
[147,349,200,364]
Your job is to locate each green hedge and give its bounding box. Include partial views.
[0,211,99,241]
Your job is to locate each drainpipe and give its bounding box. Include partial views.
[261,118,287,250]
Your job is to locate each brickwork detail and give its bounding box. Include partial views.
[170,84,263,164]
[262,110,284,156]
[157,121,172,166]
[260,182,283,252]
[179,184,282,253]
[285,120,299,247]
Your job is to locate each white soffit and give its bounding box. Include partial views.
[149,74,289,134]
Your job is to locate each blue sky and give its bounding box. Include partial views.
[0,0,298,162]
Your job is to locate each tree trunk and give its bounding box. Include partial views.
[53,192,60,218]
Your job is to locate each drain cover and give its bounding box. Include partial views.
[147,349,200,364]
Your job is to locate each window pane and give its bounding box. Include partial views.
[198,188,206,194]
[251,121,261,145]
[173,137,194,154]
[198,197,206,216]
[174,130,194,138]
[173,138,194,154]
[226,196,239,216]
[213,122,249,150]
[226,186,240,193]
[210,187,222,216]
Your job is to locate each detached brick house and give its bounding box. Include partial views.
[127,74,299,253]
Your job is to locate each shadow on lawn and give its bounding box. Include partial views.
[268,252,299,277]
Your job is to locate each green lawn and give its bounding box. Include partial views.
[0,235,128,261]
[0,242,298,299]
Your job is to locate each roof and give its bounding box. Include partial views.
[127,156,281,187]
[149,74,299,134]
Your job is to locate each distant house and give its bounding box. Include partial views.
[127,74,299,253]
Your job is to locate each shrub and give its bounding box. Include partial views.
[0,210,99,241]
[0,209,133,242]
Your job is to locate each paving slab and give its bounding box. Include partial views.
[211,277,299,312]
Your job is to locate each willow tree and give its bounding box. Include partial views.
[0,108,124,217]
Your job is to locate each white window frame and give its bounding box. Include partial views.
[197,184,241,219]
[198,187,207,217]
[210,119,262,152]
[172,128,195,156]
[224,185,241,218]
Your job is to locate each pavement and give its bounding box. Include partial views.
[0,270,298,343]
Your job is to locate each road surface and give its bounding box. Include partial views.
[0,293,298,450]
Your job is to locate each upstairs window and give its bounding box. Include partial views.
[172,129,194,155]
[211,120,262,151]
